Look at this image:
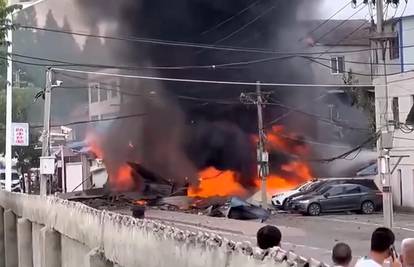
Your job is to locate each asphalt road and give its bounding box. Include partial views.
[133,209,414,264]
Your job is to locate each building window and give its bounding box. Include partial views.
[392,97,399,124]
[111,81,118,98]
[330,56,345,74]
[389,36,400,60]
[100,87,108,101]
[89,83,99,103]
[91,115,99,120]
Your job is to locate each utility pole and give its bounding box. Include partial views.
[240,83,269,208]
[256,81,269,209]
[4,0,14,192]
[40,69,52,196]
[373,0,393,228]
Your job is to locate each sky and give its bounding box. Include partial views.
[18,0,414,48]
[320,0,414,20]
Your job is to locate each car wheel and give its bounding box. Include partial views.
[361,201,375,214]
[281,200,288,210]
[307,203,321,216]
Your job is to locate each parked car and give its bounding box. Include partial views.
[271,181,314,209]
[284,178,379,209]
[290,183,383,216]
[0,169,22,192]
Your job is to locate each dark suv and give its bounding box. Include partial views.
[290,183,383,216]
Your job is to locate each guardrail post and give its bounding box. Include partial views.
[85,248,113,267]
[0,207,5,267]
[4,209,18,267]
[17,218,33,267]
[41,227,61,267]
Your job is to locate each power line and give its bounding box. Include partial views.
[299,1,351,42]
[52,67,385,87]
[19,24,414,56]
[211,1,279,45]
[200,0,263,36]
[313,3,367,45]
[58,86,246,105]
[0,113,148,131]
[11,52,296,71]
[311,131,379,162]
[13,50,414,74]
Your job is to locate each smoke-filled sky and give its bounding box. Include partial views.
[13,0,377,180]
[28,0,414,48]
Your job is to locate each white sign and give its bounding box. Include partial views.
[12,123,29,146]
[40,156,55,175]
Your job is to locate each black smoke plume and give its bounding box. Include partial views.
[69,0,371,187]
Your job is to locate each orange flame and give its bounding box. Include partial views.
[134,199,147,206]
[188,167,248,198]
[87,131,135,192]
[86,132,104,159]
[189,126,313,198]
[110,164,135,191]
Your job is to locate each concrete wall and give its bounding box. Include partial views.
[375,71,414,208]
[0,191,328,267]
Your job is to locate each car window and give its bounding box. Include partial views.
[327,186,345,196]
[344,185,361,194]
[12,174,19,181]
[359,185,372,192]
[316,185,331,194]
[1,173,20,181]
[297,182,309,191]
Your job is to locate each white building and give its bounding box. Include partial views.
[88,70,122,120]
[302,19,375,146]
[304,19,373,85]
[374,16,414,209]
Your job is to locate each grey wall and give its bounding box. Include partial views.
[0,191,328,267]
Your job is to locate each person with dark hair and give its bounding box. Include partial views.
[257,225,282,250]
[355,227,401,267]
[332,243,352,267]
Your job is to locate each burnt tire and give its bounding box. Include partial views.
[361,201,375,214]
[307,203,321,216]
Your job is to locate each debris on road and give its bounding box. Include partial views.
[227,197,270,222]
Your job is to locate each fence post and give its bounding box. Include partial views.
[85,248,113,267]
[41,227,61,267]
[4,209,18,267]
[17,218,33,267]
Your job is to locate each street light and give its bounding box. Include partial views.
[4,0,47,191]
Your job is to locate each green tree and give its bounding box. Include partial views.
[0,0,43,171]
[0,88,43,171]
[343,69,376,134]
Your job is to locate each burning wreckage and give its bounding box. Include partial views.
[65,125,313,221]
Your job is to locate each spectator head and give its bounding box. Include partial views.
[371,227,395,255]
[257,225,282,249]
[332,243,352,266]
[401,238,414,267]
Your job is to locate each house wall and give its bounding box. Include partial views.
[307,45,372,85]
[375,71,414,208]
